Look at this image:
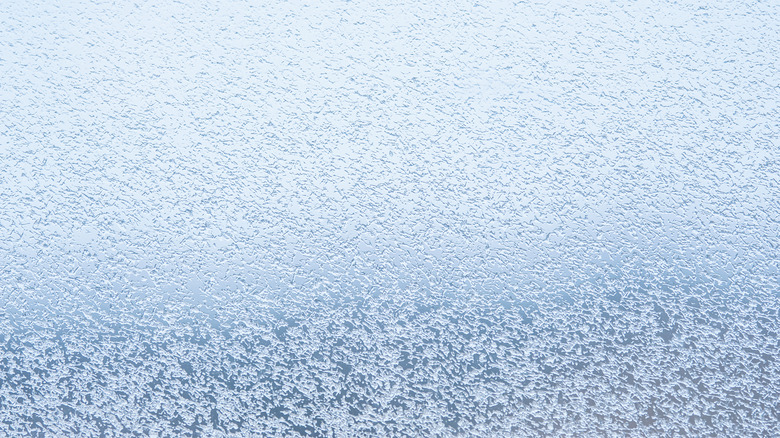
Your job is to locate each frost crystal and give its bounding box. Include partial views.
[1,0,778,436]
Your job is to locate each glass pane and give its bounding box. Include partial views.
[1,1,778,435]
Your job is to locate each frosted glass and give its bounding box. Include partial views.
[1,0,778,435]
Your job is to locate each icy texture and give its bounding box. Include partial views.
[1,0,779,436]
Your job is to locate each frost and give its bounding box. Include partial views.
[1,0,779,436]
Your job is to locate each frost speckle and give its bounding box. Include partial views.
[1,0,779,436]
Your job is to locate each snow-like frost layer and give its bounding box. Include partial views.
[1,0,779,435]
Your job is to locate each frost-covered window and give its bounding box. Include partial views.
[1,0,778,436]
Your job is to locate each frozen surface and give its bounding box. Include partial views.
[1,0,779,436]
